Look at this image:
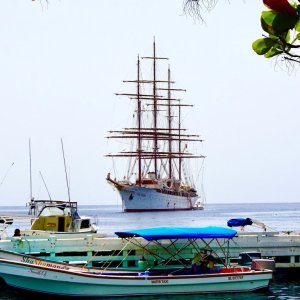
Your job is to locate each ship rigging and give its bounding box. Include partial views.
[106,41,205,212]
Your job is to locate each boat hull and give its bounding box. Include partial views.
[0,259,272,297]
[118,186,199,212]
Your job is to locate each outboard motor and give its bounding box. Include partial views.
[238,252,261,266]
[252,259,276,271]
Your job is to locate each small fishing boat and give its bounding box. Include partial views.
[0,226,273,297]
[21,200,98,236]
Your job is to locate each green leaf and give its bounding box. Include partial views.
[261,11,277,35]
[285,30,291,43]
[261,11,298,34]
[268,34,279,40]
[261,11,277,27]
[264,47,283,58]
[274,14,298,33]
[295,20,300,32]
[252,38,276,55]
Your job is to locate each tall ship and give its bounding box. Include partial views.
[106,41,205,212]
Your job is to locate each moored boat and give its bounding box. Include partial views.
[0,217,13,227]
[106,41,205,212]
[0,226,273,297]
[193,201,204,210]
[21,140,100,236]
[0,216,13,239]
[21,200,99,236]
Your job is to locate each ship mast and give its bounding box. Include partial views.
[137,56,142,186]
[165,67,188,181]
[142,39,168,180]
[178,103,182,181]
[153,41,158,178]
[107,42,205,186]
[167,67,173,180]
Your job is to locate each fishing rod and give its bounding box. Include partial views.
[61,138,76,232]
[61,138,71,203]
[39,171,52,201]
[0,162,15,188]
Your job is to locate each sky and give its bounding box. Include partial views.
[0,0,299,206]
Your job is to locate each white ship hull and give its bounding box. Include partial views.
[118,186,199,212]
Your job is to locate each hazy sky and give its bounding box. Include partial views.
[0,1,299,206]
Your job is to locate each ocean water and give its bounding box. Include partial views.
[0,202,300,299]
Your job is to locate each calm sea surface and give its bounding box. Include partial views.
[0,202,300,299]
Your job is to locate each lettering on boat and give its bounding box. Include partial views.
[151,279,169,284]
[29,268,47,277]
[22,257,69,270]
[228,275,243,280]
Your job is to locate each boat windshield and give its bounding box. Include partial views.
[39,206,72,217]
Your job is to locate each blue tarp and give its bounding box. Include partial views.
[115,226,237,241]
[227,218,253,227]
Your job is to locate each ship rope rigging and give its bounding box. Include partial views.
[106,40,205,211]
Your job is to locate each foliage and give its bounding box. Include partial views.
[183,0,218,20]
[252,1,300,65]
[184,1,300,66]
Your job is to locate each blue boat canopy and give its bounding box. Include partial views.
[227,218,253,227]
[115,226,237,241]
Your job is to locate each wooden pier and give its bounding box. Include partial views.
[0,231,300,270]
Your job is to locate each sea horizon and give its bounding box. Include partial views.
[0,200,300,208]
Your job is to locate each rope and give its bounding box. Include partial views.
[82,238,132,270]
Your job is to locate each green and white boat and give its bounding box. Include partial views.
[0,226,273,297]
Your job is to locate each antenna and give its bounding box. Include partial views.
[61,138,71,202]
[39,171,52,201]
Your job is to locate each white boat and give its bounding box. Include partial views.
[0,216,13,240]
[0,226,273,297]
[0,216,13,228]
[21,200,99,236]
[193,201,204,210]
[106,41,205,212]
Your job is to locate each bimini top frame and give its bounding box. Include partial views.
[114,226,237,270]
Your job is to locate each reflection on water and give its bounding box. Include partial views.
[269,280,300,299]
